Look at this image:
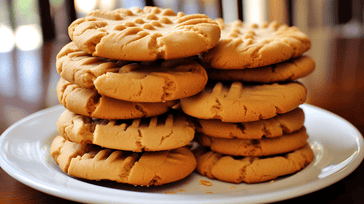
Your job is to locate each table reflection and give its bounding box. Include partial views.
[0,40,64,133]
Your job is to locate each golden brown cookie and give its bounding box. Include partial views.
[193,143,314,184]
[205,55,315,83]
[50,135,197,186]
[195,107,305,139]
[180,81,307,123]
[196,127,309,156]
[200,19,311,69]
[57,109,195,152]
[56,42,208,102]
[68,6,221,61]
[56,78,177,119]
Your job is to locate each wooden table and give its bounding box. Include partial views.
[1,29,364,203]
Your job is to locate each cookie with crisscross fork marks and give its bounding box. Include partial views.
[56,78,177,119]
[204,55,315,83]
[195,107,305,139]
[50,135,196,186]
[180,81,307,123]
[57,109,195,152]
[193,142,313,184]
[196,126,309,157]
[68,6,221,61]
[56,42,208,102]
[200,19,311,69]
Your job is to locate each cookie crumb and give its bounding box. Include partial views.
[231,186,236,189]
[206,191,213,194]
[164,191,176,194]
[270,180,275,183]
[178,189,186,192]
[199,180,212,186]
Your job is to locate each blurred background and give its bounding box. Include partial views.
[0,0,363,135]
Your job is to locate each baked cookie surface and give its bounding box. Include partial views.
[68,6,221,61]
[57,109,195,152]
[205,55,315,83]
[200,19,311,69]
[193,143,314,184]
[180,81,307,123]
[56,78,177,119]
[195,107,305,139]
[57,42,208,102]
[196,127,309,156]
[50,135,196,186]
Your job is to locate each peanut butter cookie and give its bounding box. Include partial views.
[50,135,196,186]
[196,127,309,156]
[56,78,177,119]
[195,107,305,139]
[180,81,307,123]
[193,143,314,183]
[200,19,311,69]
[68,6,220,61]
[205,55,315,83]
[56,42,208,102]
[57,109,195,152]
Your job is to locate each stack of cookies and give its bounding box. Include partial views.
[50,6,221,186]
[50,6,316,186]
[180,19,316,183]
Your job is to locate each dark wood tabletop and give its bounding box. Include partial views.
[1,26,364,203]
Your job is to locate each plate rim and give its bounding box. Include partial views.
[0,104,363,204]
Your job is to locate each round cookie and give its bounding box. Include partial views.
[50,135,196,186]
[56,42,208,102]
[205,55,315,83]
[195,107,305,139]
[200,19,311,69]
[196,127,309,156]
[193,143,314,184]
[180,81,307,123]
[57,109,195,152]
[68,6,221,61]
[56,78,177,119]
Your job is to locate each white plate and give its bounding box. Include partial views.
[0,104,363,204]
